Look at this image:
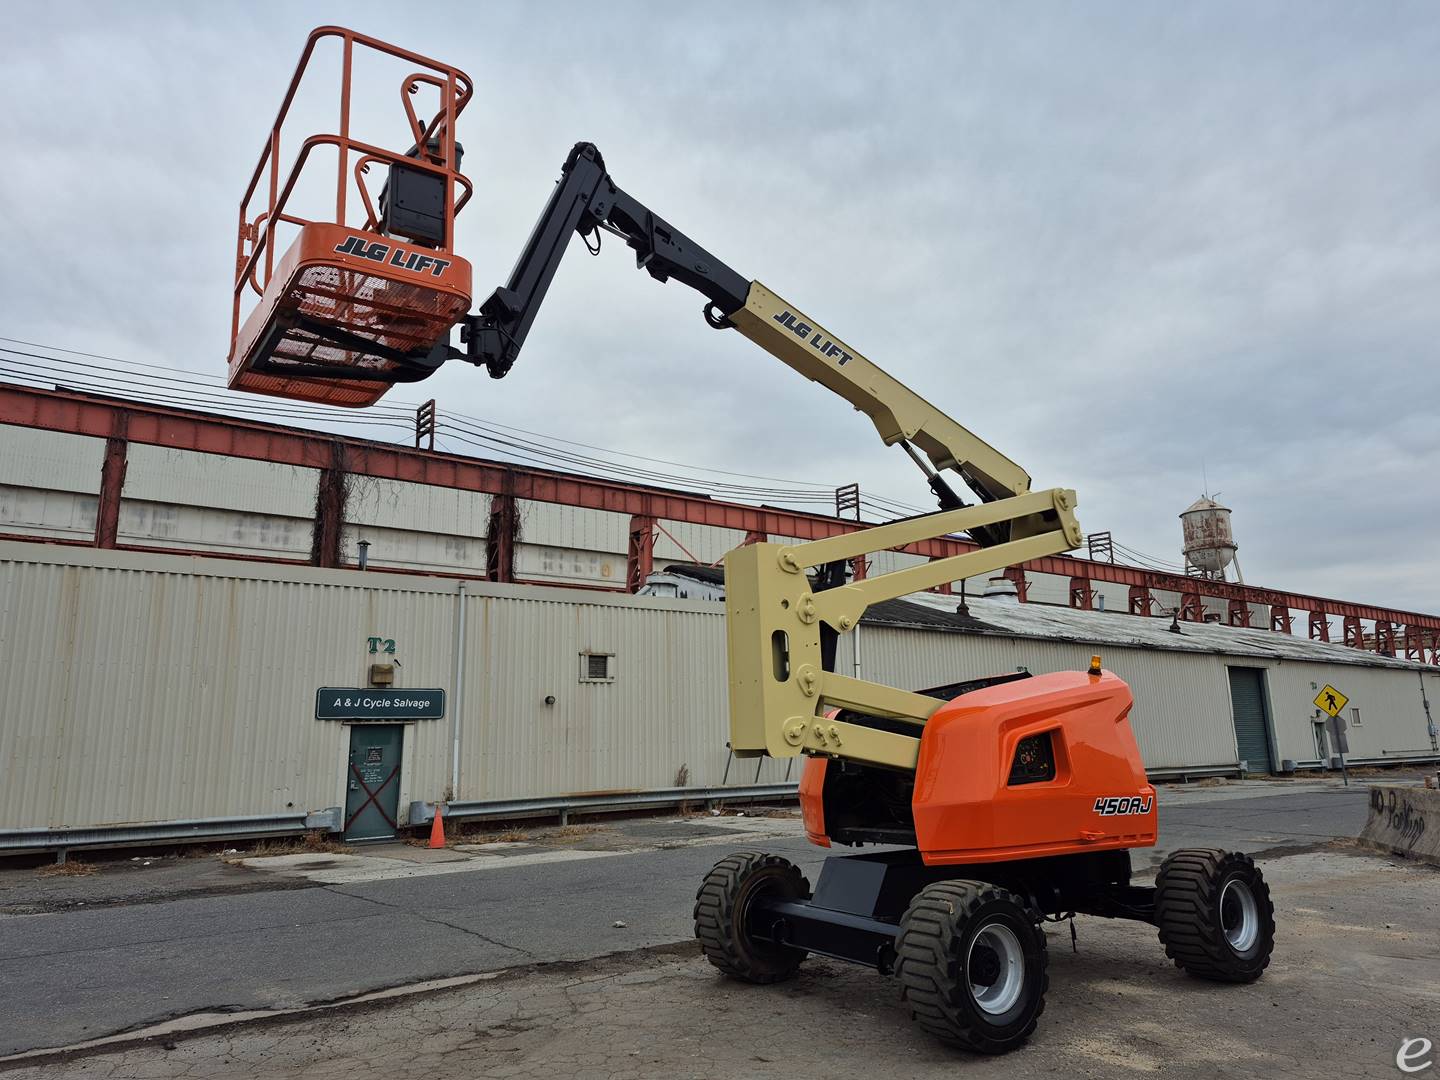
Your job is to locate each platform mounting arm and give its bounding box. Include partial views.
[461,142,749,380]
[459,142,1045,534]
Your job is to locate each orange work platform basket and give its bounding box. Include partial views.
[228,28,474,408]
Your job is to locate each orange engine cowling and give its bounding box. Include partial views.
[800,670,1156,865]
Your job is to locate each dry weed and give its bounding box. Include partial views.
[36,860,97,878]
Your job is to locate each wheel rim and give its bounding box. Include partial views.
[966,922,1025,1016]
[1220,878,1259,953]
[736,866,798,958]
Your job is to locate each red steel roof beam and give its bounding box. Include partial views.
[3,383,1438,631]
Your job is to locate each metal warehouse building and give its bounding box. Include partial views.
[2,540,1436,853]
[2,378,1438,852]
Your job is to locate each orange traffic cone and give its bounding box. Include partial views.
[429,803,446,849]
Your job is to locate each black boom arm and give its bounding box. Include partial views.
[453,141,1043,534]
[461,142,750,379]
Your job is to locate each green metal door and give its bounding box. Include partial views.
[344,725,404,841]
[1227,667,1274,774]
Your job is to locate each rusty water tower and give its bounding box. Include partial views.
[1180,496,1243,583]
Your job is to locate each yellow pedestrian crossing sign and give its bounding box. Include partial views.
[1314,684,1349,718]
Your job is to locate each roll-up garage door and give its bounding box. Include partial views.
[1227,667,1273,773]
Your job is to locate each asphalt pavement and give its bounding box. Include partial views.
[10,848,1432,1080]
[0,781,1375,1058]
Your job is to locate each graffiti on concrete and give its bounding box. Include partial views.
[1371,788,1427,848]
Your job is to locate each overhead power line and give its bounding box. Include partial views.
[0,340,938,520]
[1110,540,1188,574]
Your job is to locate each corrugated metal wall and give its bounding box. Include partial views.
[0,540,789,833]
[344,472,492,575]
[839,627,1243,771]
[1260,659,1437,765]
[1,540,1433,835]
[458,592,790,801]
[0,545,459,830]
[0,427,103,543]
[846,627,1438,769]
[0,426,104,494]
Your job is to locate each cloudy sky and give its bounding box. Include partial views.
[2,2,1437,611]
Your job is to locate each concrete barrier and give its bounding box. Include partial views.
[1360,784,1440,865]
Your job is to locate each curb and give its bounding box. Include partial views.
[0,941,700,1071]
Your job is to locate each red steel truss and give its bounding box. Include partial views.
[2,382,1437,658]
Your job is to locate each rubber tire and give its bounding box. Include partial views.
[693,851,810,984]
[895,880,1049,1055]
[1154,848,1275,983]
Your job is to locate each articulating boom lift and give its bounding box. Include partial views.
[228,28,1276,1054]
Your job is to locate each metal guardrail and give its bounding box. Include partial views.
[1361,751,1440,766]
[1147,753,1439,781]
[0,788,795,857]
[0,808,341,856]
[410,783,800,826]
[13,753,1436,857]
[1146,763,1240,781]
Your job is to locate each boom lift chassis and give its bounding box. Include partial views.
[227,30,1277,1054]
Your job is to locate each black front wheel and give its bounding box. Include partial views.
[693,851,809,984]
[895,880,1049,1054]
[1154,848,1275,983]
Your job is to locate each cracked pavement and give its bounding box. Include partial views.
[4,849,1435,1078]
[0,781,1404,1063]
